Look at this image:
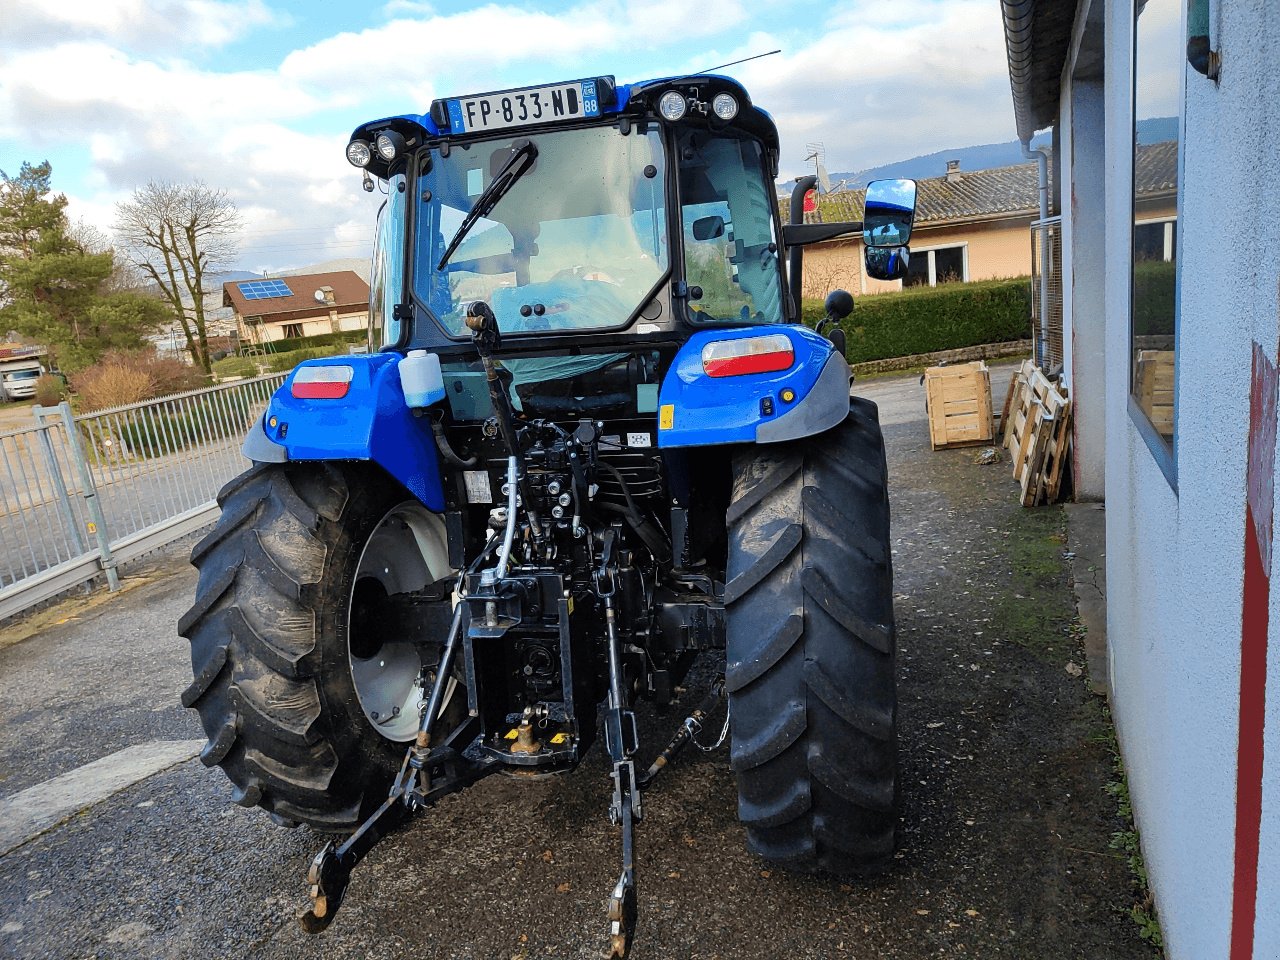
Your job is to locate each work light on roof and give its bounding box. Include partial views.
[346,139,373,168]
[658,90,688,121]
[711,93,739,121]
[375,130,406,162]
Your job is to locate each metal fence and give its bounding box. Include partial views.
[0,373,286,621]
[1031,216,1064,370]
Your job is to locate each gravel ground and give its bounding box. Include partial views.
[0,364,1153,960]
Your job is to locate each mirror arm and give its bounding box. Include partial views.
[781,222,864,247]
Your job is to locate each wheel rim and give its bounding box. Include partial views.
[348,501,453,742]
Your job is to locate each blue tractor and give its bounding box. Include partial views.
[180,73,917,956]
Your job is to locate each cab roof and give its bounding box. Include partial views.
[349,74,779,179]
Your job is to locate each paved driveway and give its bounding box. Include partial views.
[0,362,1151,960]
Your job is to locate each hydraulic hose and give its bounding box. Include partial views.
[493,456,518,581]
[430,418,478,468]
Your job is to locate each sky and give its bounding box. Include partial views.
[0,0,1016,275]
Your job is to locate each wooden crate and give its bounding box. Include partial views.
[1134,349,1174,439]
[924,361,994,450]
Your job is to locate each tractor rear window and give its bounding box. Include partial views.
[413,125,669,338]
[677,130,783,325]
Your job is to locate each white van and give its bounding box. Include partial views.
[0,359,45,401]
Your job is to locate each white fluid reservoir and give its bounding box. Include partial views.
[400,350,445,408]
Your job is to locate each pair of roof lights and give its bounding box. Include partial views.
[346,129,406,168]
[658,90,739,122]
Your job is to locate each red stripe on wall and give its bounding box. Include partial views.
[1230,342,1277,960]
[1231,505,1269,960]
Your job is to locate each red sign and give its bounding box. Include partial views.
[802,189,817,214]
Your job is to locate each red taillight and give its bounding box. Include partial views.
[291,365,354,399]
[701,334,794,377]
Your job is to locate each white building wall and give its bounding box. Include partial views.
[1096,0,1280,957]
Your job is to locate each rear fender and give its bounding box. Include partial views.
[657,325,851,448]
[241,354,446,511]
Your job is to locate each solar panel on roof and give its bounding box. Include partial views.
[238,279,293,300]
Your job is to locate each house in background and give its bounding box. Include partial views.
[803,159,1038,297]
[222,270,370,346]
[999,0,1280,957]
[799,145,1177,299]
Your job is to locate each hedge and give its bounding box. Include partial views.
[260,328,367,355]
[1133,260,1175,337]
[801,277,1032,364]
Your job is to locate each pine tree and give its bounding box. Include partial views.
[0,162,169,371]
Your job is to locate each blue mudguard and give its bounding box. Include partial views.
[657,325,852,448]
[240,353,446,512]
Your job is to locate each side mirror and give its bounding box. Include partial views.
[866,246,910,281]
[692,215,726,241]
[862,178,917,247]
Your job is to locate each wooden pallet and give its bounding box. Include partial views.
[1000,359,1035,448]
[1004,362,1072,506]
[924,361,994,450]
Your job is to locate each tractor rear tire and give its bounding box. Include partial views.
[725,397,897,874]
[179,462,457,832]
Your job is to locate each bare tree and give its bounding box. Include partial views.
[115,181,240,373]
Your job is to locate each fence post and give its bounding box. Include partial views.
[55,400,120,592]
[32,405,89,558]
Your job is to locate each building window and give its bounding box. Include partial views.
[903,245,968,287]
[283,323,304,339]
[1134,219,1176,263]
[1130,0,1181,465]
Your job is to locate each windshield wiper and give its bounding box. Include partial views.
[436,141,539,272]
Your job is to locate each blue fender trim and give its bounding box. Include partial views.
[656,325,850,448]
[245,353,446,512]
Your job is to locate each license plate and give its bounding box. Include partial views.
[446,80,602,135]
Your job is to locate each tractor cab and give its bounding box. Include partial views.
[349,75,789,357]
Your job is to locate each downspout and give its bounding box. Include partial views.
[1023,140,1051,367]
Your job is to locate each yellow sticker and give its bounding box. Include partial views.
[86,522,97,535]
[504,728,519,740]
[659,404,675,430]
[567,596,575,615]
[550,733,568,744]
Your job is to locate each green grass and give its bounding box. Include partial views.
[1100,720,1165,952]
[990,506,1073,659]
[213,356,259,379]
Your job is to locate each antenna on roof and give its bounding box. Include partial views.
[805,142,832,194]
[693,48,782,76]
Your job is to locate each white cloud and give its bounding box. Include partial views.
[2,0,1017,274]
[3,0,280,53]
[280,0,747,98]
[701,1,1015,178]
[381,0,436,16]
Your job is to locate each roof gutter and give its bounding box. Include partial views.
[1000,0,1040,144]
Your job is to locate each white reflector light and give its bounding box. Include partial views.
[701,334,794,378]
[376,130,405,162]
[659,90,688,121]
[346,140,373,167]
[712,93,739,120]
